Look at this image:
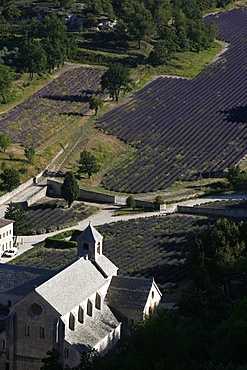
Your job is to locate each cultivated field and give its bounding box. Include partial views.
[97,8,247,193]
[10,214,213,298]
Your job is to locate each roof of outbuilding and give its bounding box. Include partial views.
[77,223,102,244]
[36,257,109,315]
[0,219,14,227]
[0,263,56,296]
[96,254,118,277]
[105,276,156,311]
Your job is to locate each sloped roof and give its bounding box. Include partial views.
[36,257,108,315]
[65,302,120,351]
[0,264,56,296]
[77,223,102,244]
[96,255,118,277]
[0,219,14,227]
[105,276,154,311]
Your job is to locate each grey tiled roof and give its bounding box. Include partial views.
[77,223,102,244]
[96,255,118,277]
[106,276,153,311]
[0,219,14,227]
[0,263,56,296]
[65,302,120,351]
[36,257,109,315]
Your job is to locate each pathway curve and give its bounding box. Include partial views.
[2,192,247,264]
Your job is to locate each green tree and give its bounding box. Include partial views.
[153,195,164,210]
[22,41,47,80]
[0,64,13,103]
[40,348,63,370]
[0,168,20,191]
[77,149,101,179]
[24,147,35,164]
[101,63,133,102]
[61,172,80,208]
[89,96,103,115]
[5,202,33,241]
[0,134,12,152]
[190,218,246,292]
[149,40,172,66]
[126,195,136,210]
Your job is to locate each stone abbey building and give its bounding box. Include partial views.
[0,223,162,369]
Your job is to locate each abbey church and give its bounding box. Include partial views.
[0,223,162,370]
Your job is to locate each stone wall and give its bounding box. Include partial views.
[177,205,247,219]
[47,179,116,203]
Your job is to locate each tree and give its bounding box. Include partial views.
[24,147,35,164]
[153,195,164,210]
[5,202,33,242]
[0,168,20,191]
[40,348,63,370]
[0,64,13,103]
[101,63,133,102]
[149,40,172,66]
[190,218,246,292]
[22,41,47,80]
[89,96,103,115]
[77,149,101,179]
[0,134,12,152]
[126,195,136,210]
[61,172,80,208]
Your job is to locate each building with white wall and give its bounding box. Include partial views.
[0,219,14,258]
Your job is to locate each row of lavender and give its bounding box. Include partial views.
[0,67,106,148]
[97,8,247,193]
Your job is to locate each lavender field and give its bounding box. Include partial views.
[0,67,106,148]
[97,8,247,193]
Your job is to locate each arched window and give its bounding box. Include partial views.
[69,313,75,331]
[97,242,101,254]
[95,292,101,310]
[40,326,45,338]
[25,324,30,337]
[78,306,84,323]
[151,291,154,299]
[87,299,93,317]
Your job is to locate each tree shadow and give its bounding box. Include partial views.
[222,105,247,124]
[42,94,92,103]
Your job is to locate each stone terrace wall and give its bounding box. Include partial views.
[177,205,247,219]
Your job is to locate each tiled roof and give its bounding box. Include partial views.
[36,257,109,315]
[0,264,56,296]
[65,302,120,351]
[0,219,14,227]
[105,276,153,311]
[77,223,102,244]
[96,255,118,277]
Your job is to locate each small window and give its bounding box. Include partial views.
[69,313,75,330]
[87,299,93,317]
[0,235,2,239]
[97,242,100,254]
[40,326,45,338]
[25,324,30,337]
[3,233,5,238]
[9,230,11,235]
[83,243,89,251]
[95,293,101,310]
[64,348,69,358]
[5,362,9,370]
[151,291,154,299]
[1,339,5,349]
[7,300,11,307]
[6,231,8,236]
[9,241,11,248]
[78,306,84,324]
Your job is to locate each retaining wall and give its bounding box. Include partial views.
[46,179,116,203]
[177,205,247,219]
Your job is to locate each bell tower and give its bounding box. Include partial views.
[77,222,103,261]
